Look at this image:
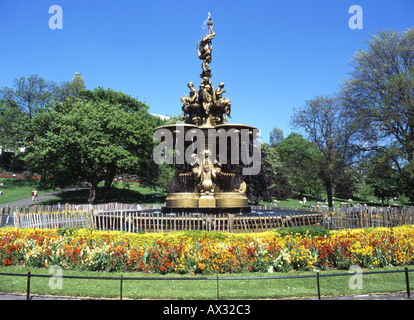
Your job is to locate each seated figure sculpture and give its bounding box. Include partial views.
[215,82,231,123]
[181,82,201,125]
[191,151,221,195]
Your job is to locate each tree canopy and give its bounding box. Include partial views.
[291,95,360,208]
[23,87,159,203]
[343,28,414,201]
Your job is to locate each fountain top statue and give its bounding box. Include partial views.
[196,12,215,79]
[181,14,231,127]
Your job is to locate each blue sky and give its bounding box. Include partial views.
[0,0,413,143]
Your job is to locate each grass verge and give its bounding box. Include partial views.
[37,182,167,206]
[0,265,412,300]
[0,178,59,205]
[0,177,166,206]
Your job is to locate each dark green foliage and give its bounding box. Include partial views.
[181,230,229,241]
[274,226,330,238]
[23,88,157,203]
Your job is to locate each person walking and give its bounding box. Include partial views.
[31,190,38,201]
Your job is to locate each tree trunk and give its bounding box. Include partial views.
[103,168,116,202]
[88,180,98,204]
[326,180,334,210]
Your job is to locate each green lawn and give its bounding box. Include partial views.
[261,193,411,210]
[0,177,166,206]
[0,265,411,299]
[37,182,167,206]
[0,178,59,205]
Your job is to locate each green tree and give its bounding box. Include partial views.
[148,114,195,192]
[0,74,62,158]
[291,95,360,209]
[0,99,28,152]
[24,88,156,203]
[0,74,58,120]
[269,127,284,147]
[343,28,414,201]
[365,149,399,205]
[77,87,161,200]
[277,133,322,198]
[334,168,361,200]
[357,181,374,203]
[0,73,82,158]
[246,143,292,204]
[0,99,28,171]
[57,72,86,101]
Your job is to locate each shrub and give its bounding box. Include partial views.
[57,227,87,237]
[275,226,330,238]
[182,230,228,241]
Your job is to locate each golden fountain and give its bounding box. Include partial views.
[154,14,260,214]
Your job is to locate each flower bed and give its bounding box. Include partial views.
[1,226,414,274]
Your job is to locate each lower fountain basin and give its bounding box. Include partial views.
[163,191,250,214]
[161,206,251,214]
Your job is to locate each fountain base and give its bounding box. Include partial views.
[161,206,251,214]
[198,194,216,207]
[163,191,250,214]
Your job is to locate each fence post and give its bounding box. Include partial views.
[120,275,123,300]
[216,274,220,300]
[15,210,20,229]
[404,209,408,225]
[316,272,321,300]
[228,214,234,233]
[405,268,411,298]
[88,207,92,228]
[26,272,31,300]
